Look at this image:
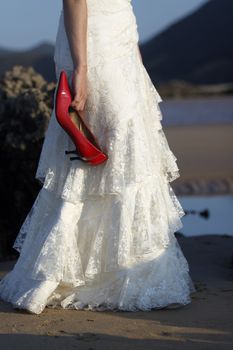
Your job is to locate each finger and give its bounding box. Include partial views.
[78,108,86,118]
[71,101,83,112]
[70,99,81,109]
[72,96,82,105]
[79,102,86,112]
[72,97,86,108]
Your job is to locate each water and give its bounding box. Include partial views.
[178,195,233,237]
[159,97,233,236]
[159,96,233,126]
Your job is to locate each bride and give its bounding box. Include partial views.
[0,0,196,314]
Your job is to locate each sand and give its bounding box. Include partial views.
[164,124,233,194]
[0,234,232,349]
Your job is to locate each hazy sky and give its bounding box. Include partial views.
[0,0,207,50]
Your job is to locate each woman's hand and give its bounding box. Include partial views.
[70,65,88,113]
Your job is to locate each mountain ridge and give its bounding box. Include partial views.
[140,0,233,85]
[0,41,55,82]
[0,0,232,87]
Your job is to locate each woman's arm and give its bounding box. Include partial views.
[63,0,88,112]
[63,0,87,69]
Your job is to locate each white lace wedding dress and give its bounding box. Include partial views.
[0,0,196,314]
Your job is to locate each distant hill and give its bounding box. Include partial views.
[0,42,55,82]
[140,0,233,85]
[0,0,233,87]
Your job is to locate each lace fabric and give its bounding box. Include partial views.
[1,185,195,314]
[0,0,196,314]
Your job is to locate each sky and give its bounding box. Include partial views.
[0,0,207,50]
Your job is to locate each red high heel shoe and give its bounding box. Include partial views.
[55,70,108,165]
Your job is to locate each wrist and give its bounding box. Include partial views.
[74,63,88,72]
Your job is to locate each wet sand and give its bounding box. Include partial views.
[164,124,233,194]
[0,234,233,349]
[164,123,233,181]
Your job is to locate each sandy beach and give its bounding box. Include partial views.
[0,234,232,349]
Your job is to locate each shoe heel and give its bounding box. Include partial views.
[65,150,77,155]
[70,156,87,162]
